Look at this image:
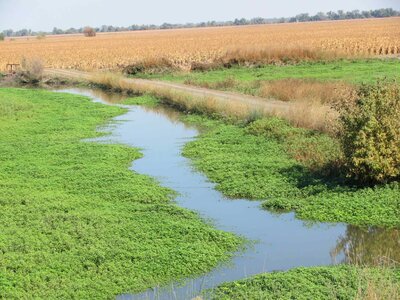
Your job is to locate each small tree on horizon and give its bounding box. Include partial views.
[83,27,96,37]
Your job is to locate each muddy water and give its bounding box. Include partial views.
[57,88,399,300]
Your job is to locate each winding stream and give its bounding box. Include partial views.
[58,88,399,300]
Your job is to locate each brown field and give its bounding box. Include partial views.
[1,17,399,71]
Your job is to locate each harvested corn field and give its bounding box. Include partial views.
[1,17,399,71]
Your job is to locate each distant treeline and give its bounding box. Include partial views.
[2,8,399,37]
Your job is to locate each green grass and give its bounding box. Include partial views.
[182,115,400,227]
[209,266,400,300]
[121,94,159,106]
[0,88,241,299]
[135,59,400,96]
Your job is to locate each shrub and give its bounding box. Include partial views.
[335,81,400,183]
[83,27,96,37]
[17,57,44,84]
[0,33,4,41]
[123,57,177,75]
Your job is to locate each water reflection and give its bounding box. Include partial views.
[331,226,400,266]
[79,87,127,103]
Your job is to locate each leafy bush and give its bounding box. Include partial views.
[0,33,4,41]
[335,81,400,183]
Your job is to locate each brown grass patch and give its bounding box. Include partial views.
[90,72,255,119]
[123,56,179,75]
[220,47,340,66]
[356,268,399,300]
[90,72,338,133]
[259,79,353,103]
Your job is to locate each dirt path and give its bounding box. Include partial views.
[45,68,292,113]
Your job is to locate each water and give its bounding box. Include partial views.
[57,88,399,300]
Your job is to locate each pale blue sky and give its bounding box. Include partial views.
[0,0,399,31]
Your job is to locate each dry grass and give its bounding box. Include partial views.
[284,99,338,133]
[189,47,339,71]
[90,72,337,132]
[1,18,399,71]
[259,79,353,103]
[16,57,44,84]
[221,47,340,66]
[184,76,241,90]
[257,79,353,133]
[91,72,255,119]
[123,56,178,75]
[356,268,399,300]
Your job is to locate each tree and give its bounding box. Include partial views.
[295,13,310,22]
[251,17,265,25]
[83,27,96,37]
[313,12,327,21]
[52,27,64,35]
[337,10,345,19]
[3,29,13,37]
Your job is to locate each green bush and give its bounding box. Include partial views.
[336,81,400,184]
[0,33,4,41]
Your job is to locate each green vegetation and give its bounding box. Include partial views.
[182,114,400,227]
[121,94,160,106]
[335,81,400,183]
[136,59,400,96]
[0,88,241,299]
[210,266,400,300]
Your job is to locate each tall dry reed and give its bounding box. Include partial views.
[90,72,338,133]
[259,79,352,103]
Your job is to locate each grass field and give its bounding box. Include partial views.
[1,18,399,71]
[182,114,400,227]
[0,88,241,299]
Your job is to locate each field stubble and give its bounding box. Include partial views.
[1,17,399,71]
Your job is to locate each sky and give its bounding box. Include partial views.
[0,0,399,31]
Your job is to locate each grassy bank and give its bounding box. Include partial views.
[134,59,400,99]
[90,72,338,134]
[0,88,241,299]
[182,115,400,227]
[209,265,400,300]
[136,59,400,85]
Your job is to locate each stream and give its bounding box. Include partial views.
[57,88,399,300]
